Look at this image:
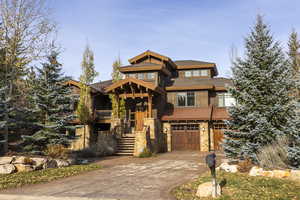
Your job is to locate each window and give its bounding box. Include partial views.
[218,93,236,107]
[185,70,209,77]
[176,92,195,107]
[200,70,209,76]
[128,73,136,78]
[146,72,155,79]
[192,70,200,76]
[185,71,192,77]
[137,73,144,79]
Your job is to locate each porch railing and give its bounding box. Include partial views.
[94,109,112,119]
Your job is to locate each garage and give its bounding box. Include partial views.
[171,124,200,151]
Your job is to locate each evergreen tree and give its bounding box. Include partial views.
[223,16,300,166]
[76,45,98,148]
[110,57,125,119]
[23,52,75,153]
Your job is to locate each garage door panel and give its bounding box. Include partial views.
[172,130,200,151]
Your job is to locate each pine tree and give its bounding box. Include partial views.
[22,52,75,153]
[223,16,300,165]
[110,57,125,119]
[76,45,98,148]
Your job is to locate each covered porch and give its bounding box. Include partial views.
[105,78,165,134]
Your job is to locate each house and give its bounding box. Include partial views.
[68,50,233,156]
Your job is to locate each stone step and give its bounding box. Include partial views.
[115,152,133,156]
[116,149,134,152]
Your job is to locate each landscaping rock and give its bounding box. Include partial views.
[196,182,221,198]
[219,163,238,173]
[66,158,77,165]
[55,159,70,168]
[289,170,300,181]
[14,164,34,172]
[261,170,274,177]
[12,156,31,164]
[31,157,47,170]
[43,159,58,169]
[0,157,13,165]
[0,164,15,174]
[273,170,290,178]
[249,166,263,176]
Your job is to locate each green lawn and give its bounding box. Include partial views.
[172,171,300,200]
[0,164,101,190]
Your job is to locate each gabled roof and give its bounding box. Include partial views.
[105,77,165,94]
[90,80,113,93]
[65,79,100,93]
[165,77,232,91]
[119,63,172,76]
[174,60,218,76]
[128,50,171,64]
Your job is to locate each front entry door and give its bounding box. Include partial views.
[135,106,146,131]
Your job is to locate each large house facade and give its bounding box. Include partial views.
[69,50,233,156]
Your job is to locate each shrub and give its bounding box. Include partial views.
[139,148,152,158]
[44,144,70,160]
[237,159,253,173]
[256,136,289,169]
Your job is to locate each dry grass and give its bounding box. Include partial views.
[44,144,70,160]
[256,137,289,169]
[172,171,300,200]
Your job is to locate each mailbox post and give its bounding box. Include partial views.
[205,153,219,198]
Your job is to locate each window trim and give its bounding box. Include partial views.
[176,92,195,107]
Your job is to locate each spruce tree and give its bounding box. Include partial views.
[110,57,125,119]
[76,45,98,148]
[223,16,300,165]
[23,52,75,153]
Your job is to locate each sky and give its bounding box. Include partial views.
[50,0,300,82]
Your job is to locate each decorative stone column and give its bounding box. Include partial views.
[70,125,92,150]
[209,127,215,151]
[199,122,209,152]
[163,122,171,152]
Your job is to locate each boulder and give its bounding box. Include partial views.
[196,182,221,198]
[31,157,47,170]
[289,170,300,181]
[0,157,13,165]
[12,156,33,164]
[261,170,274,177]
[249,166,263,176]
[66,158,77,165]
[43,159,58,169]
[0,164,15,174]
[219,163,238,173]
[55,159,70,168]
[273,170,291,178]
[14,164,34,172]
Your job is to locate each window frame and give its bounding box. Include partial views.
[137,73,144,80]
[176,92,195,107]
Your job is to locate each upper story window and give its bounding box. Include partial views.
[146,72,155,80]
[137,73,144,79]
[128,73,136,78]
[184,69,209,77]
[218,93,236,107]
[177,92,195,107]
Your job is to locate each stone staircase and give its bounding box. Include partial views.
[115,135,135,156]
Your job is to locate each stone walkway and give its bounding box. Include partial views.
[0,151,224,200]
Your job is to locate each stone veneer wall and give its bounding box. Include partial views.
[199,122,209,152]
[133,127,151,157]
[70,125,92,150]
[163,123,171,152]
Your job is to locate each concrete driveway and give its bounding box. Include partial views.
[0,151,224,200]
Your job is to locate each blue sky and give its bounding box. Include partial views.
[51,0,300,82]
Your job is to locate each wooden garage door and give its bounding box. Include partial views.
[171,124,200,151]
[213,122,227,150]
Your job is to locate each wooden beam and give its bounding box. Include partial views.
[120,93,149,98]
[148,92,153,118]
